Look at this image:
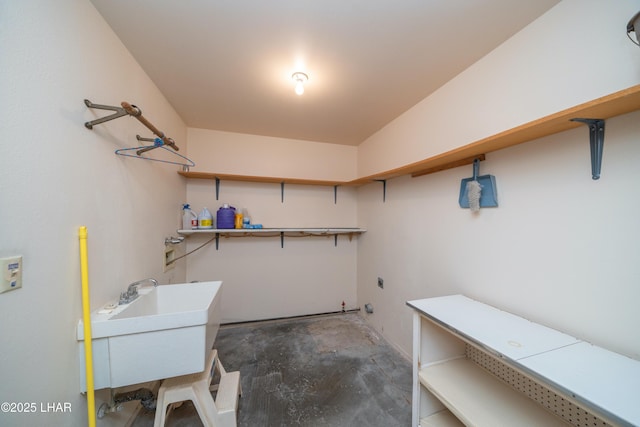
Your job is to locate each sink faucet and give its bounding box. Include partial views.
[119,278,158,305]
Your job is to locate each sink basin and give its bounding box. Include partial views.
[77,281,222,391]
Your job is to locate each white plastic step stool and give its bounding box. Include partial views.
[154,349,241,427]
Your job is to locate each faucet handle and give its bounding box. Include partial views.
[119,291,129,305]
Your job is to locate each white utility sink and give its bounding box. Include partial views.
[77,281,222,391]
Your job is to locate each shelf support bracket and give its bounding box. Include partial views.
[334,185,338,204]
[374,179,387,202]
[334,235,338,247]
[570,118,605,180]
[280,231,284,248]
[215,178,220,200]
[281,182,285,203]
[215,232,220,250]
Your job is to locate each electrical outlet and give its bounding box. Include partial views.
[1,256,23,294]
[163,247,175,272]
[377,277,384,289]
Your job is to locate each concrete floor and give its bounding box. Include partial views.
[132,312,412,426]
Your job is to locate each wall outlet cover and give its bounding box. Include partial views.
[1,256,23,294]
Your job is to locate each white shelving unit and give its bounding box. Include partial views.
[407,295,640,427]
[177,227,365,236]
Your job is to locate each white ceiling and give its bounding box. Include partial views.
[90,0,560,146]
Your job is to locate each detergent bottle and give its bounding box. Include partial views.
[216,204,235,229]
[198,207,214,229]
[182,204,198,229]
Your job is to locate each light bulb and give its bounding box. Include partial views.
[292,72,308,96]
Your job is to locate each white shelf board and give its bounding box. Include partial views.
[409,295,640,427]
[420,410,464,427]
[178,227,365,235]
[519,341,640,426]
[419,358,570,427]
[407,295,579,360]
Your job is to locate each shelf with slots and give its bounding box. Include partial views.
[179,84,640,194]
[407,295,640,427]
[177,228,366,249]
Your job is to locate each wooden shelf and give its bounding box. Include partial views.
[179,84,640,185]
[419,358,570,427]
[178,171,352,187]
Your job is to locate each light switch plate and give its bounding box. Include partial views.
[1,256,23,294]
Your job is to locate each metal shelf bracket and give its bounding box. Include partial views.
[374,179,387,202]
[571,118,605,180]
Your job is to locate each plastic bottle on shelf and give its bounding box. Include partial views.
[234,208,244,229]
[216,204,235,229]
[242,208,250,228]
[182,204,198,230]
[198,207,213,229]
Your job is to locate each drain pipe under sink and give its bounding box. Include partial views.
[114,388,156,410]
[98,388,157,418]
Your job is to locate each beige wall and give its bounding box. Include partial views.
[358,110,640,360]
[188,128,358,181]
[185,129,359,322]
[356,0,640,361]
[0,1,187,425]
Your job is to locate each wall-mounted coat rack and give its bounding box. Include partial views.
[84,99,194,169]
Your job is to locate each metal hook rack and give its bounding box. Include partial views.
[84,99,194,169]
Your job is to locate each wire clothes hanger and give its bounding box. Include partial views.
[84,99,195,169]
[115,136,195,169]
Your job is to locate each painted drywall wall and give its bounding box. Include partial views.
[358,0,640,177]
[356,0,640,361]
[184,130,358,321]
[0,1,187,426]
[188,128,358,181]
[358,110,640,360]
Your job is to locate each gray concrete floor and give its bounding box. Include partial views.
[132,312,412,426]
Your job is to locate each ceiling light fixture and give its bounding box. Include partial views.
[627,10,640,46]
[292,72,308,95]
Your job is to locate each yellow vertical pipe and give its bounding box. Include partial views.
[78,226,96,427]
